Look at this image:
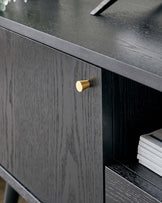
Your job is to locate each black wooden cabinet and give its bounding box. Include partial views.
[0,0,162,202]
[0,26,161,203]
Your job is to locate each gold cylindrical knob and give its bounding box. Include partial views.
[76,80,90,92]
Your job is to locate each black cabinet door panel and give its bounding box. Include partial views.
[0,27,103,203]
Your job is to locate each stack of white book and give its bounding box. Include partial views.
[137,129,162,177]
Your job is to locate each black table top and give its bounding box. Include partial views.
[0,0,162,91]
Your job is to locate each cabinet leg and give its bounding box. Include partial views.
[4,184,19,203]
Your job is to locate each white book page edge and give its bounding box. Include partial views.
[140,135,162,153]
[138,145,162,167]
[137,154,162,177]
[139,141,162,158]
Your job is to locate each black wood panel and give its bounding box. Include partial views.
[112,74,162,161]
[0,0,162,78]
[123,162,162,191]
[0,27,103,203]
[0,0,162,91]
[107,163,162,202]
[105,166,161,203]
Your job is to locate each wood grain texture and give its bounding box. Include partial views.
[0,27,103,203]
[107,163,162,202]
[0,0,162,91]
[105,166,161,203]
[1,0,162,74]
[123,162,162,191]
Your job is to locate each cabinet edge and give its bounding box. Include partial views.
[0,165,41,203]
[0,17,162,92]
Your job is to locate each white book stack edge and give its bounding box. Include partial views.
[138,145,162,167]
[137,155,162,176]
[139,141,162,158]
[137,129,162,177]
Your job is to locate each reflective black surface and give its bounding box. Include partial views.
[0,0,162,77]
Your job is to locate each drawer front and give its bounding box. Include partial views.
[0,27,103,203]
[105,167,160,203]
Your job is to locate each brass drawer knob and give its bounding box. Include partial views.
[76,80,90,92]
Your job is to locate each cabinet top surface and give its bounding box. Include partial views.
[0,0,162,91]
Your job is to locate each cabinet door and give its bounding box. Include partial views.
[0,27,103,203]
